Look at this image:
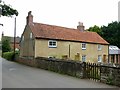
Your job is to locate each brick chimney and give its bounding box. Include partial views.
[26,11,33,25]
[77,22,85,31]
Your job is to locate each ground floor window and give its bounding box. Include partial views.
[82,55,86,62]
[98,55,102,62]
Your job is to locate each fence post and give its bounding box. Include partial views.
[99,63,101,82]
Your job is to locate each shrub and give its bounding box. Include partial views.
[3,52,14,61]
[15,51,20,59]
[2,38,11,53]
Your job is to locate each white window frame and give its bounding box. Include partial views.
[82,55,86,62]
[30,33,32,39]
[98,55,102,62]
[98,44,102,50]
[48,40,57,48]
[82,43,86,50]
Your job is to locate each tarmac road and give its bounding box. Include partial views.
[1,57,119,88]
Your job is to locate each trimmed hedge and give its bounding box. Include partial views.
[3,52,14,60]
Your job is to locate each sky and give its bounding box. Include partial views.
[0,0,120,39]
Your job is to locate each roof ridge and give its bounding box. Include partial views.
[33,22,77,31]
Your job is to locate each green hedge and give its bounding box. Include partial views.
[3,52,14,61]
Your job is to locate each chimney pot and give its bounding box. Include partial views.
[78,22,83,26]
[28,11,32,15]
[77,22,85,31]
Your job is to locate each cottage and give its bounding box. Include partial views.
[20,11,109,63]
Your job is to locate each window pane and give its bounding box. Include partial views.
[49,42,53,45]
[53,42,56,45]
[53,43,56,46]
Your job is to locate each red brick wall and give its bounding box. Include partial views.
[16,57,36,67]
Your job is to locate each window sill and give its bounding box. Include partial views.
[49,46,57,48]
[82,48,86,50]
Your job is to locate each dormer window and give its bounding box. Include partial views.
[48,40,57,48]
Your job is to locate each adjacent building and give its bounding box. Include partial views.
[109,45,120,64]
[2,33,20,51]
[20,11,109,63]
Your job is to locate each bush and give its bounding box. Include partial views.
[15,51,20,59]
[3,52,14,61]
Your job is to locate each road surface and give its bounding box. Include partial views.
[1,57,119,88]
[0,57,2,89]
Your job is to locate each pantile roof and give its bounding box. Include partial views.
[29,23,109,44]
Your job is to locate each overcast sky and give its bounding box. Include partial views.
[0,0,119,38]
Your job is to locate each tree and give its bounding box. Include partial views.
[2,37,11,53]
[101,21,120,48]
[0,0,18,17]
[88,21,120,48]
[88,25,102,35]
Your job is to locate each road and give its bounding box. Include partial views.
[0,57,2,89]
[1,57,119,88]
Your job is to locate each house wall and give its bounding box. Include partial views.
[20,26,35,58]
[35,39,108,63]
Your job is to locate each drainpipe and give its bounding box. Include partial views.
[69,44,70,58]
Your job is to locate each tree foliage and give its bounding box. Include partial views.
[2,37,11,53]
[88,25,102,35]
[0,0,18,17]
[88,21,120,48]
[101,21,120,48]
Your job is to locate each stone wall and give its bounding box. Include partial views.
[100,64,120,87]
[17,57,86,78]
[17,57,120,87]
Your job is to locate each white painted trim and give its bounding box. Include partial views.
[48,40,57,48]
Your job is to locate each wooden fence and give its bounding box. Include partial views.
[85,63,101,81]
